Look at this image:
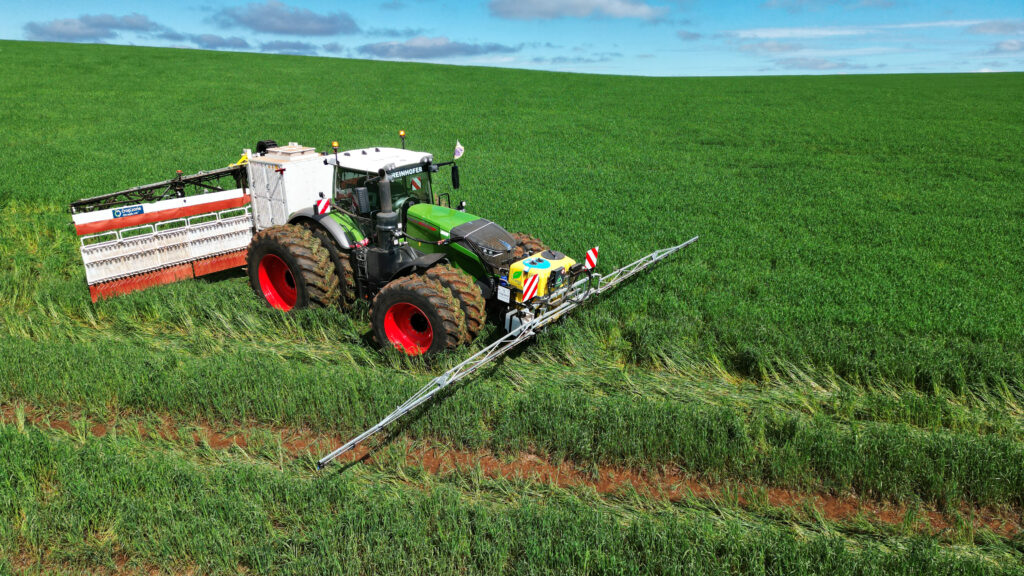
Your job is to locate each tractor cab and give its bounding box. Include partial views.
[329,147,438,236]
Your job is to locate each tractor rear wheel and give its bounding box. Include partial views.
[371,275,466,356]
[512,232,550,260]
[425,264,485,343]
[246,225,339,311]
[305,224,356,308]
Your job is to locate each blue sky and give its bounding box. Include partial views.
[2,1,1022,76]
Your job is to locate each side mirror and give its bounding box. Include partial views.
[451,164,460,189]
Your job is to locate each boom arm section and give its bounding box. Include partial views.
[69,165,247,214]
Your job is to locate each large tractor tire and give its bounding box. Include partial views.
[305,224,357,308]
[371,275,466,356]
[512,232,550,260]
[425,264,486,344]
[246,225,339,311]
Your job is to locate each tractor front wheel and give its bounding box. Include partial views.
[246,225,339,311]
[512,232,550,260]
[371,275,466,356]
[425,264,485,344]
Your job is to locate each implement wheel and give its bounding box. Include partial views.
[425,264,485,344]
[246,225,339,311]
[512,232,550,260]
[305,224,357,309]
[371,275,466,356]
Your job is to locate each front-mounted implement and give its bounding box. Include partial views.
[316,235,698,469]
[70,137,698,362]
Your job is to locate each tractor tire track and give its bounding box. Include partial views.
[2,403,1020,539]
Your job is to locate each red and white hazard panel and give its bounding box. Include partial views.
[584,246,599,270]
[522,273,540,301]
[315,199,331,215]
[411,177,422,191]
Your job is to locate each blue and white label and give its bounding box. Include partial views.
[113,205,144,218]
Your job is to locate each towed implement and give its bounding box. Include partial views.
[70,136,698,464]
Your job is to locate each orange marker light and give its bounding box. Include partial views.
[399,130,406,137]
[331,141,339,148]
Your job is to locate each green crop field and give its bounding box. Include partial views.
[0,39,1022,574]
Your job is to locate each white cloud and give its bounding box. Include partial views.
[989,40,1023,54]
[729,20,983,39]
[776,57,866,70]
[260,40,317,55]
[367,27,427,38]
[730,26,866,39]
[763,0,895,12]
[533,54,617,65]
[358,36,521,60]
[192,34,250,50]
[676,30,701,41]
[489,0,669,21]
[966,20,1024,35]
[214,1,360,36]
[24,13,163,42]
[739,41,803,53]
[888,20,984,30]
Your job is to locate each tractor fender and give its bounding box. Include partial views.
[393,251,448,280]
[289,208,351,250]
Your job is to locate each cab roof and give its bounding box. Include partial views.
[333,147,433,174]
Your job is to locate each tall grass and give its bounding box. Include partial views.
[1,40,1023,572]
[1,423,1019,575]
[1,41,1022,391]
[2,333,1022,509]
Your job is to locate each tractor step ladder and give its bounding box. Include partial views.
[317,235,699,470]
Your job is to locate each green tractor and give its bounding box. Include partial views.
[245,141,564,356]
[70,137,697,464]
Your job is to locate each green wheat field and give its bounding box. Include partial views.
[0,39,1022,574]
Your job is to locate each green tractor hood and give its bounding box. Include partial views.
[405,203,518,280]
[406,203,480,235]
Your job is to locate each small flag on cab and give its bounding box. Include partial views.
[454,140,464,160]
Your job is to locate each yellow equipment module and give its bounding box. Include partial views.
[508,250,576,302]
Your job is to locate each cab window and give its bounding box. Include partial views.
[334,170,377,213]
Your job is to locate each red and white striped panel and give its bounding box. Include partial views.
[584,246,599,270]
[411,177,422,191]
[522,273,540,301]
[71,188,250,236]
[315,198,331,214]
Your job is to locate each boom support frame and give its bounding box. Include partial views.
[70,165,247,214]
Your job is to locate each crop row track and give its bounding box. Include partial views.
[2,403,1019,540]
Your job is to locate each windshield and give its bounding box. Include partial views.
[334,167,431,214]
[388,170,431,211]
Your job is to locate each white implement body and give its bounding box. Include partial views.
[76,191,252,286]
[247,143,334,231]
[70,142,333,300]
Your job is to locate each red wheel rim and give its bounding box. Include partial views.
[383,302,433,355]
[257,253,297,310]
